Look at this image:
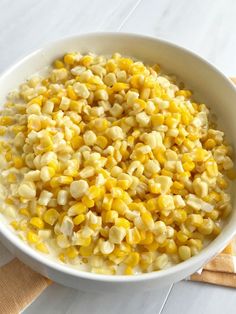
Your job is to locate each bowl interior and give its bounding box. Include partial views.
[0,33,236,284]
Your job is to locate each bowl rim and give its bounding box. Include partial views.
[0,31,236,283]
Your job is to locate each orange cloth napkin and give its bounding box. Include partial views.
[0,259,51,314]
[190,237,236,288]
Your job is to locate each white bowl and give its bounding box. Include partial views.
[0,32,236,293]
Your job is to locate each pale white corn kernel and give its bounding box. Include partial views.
[59,96,70,110]
[186,194,213,212]
[40,166,52,182]
[126,90,139,106]
[154,176,173,194]
[56,234,70,248]
[106,126,124,140]
[144,160,160,176]
[24,170,41,181]
[71,66,86,76]
[57,190,69,205]
[153,254,168,270]
[38,190,53,206]
[18,182,36,199]
[173,195,186,208]
[14,132,25,147]
[136,111,150,127]
[94,89,108,101]
[83,130,97,146]
[73,82,90,98]
[60,216,74,236]
[109,226,126,244]
[110,103,123,117]
[111,166,123,177]
[26,104,41,115]
[104,72,116,86]
[99,240,115,255]
[193,178,208,198]
[70,180,89,199]
[38,230,52,240]
[90,65,105,76]
[79,166,95,178]
[145,101,155,114]
[223,156,234,170]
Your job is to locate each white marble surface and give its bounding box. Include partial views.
[0,0,236,313]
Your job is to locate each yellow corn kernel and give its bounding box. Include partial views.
[73,214,85,225]
[168,101,179,113]
[67,86,78,100]
[30,217,45,229]
[204,138,216,150]
[79,243,94,257]
[194,148,207,162]
[172,181,184,190]
[87,185,103,200]
[181,111,193,125]
[187,214,204,227]
[176,230,188,243]
[126,227,141,245]
[7,173,17,183]
[183,161,195,172]
[165,239,177,254]
[178,245,191,261]
[54,59,64,69]
[139,231,154,245]
[36,242,49,254]
[13,156,24,168]
[117,179,130,190]
[125,252,140,267]
[96,135,108,149]
[124,266,134,275]
[206,161,218,177]
[27,231,39,244]
[101,194,113,211]
[80,55,93,67]
[145,198,157,212]
[71,135,83,150]
[102,210,118,223]
[112,199,128,215]
[176,90,192,98]
[82,195,95,208]
[141,211,154,229]
[19,208,30,217]
[43,208,59,225]
[58,176,73,185]
[112,82,129,92]
[64,53,75,65]
[66,246,78,259]
[148,181,161,194]
[93,118,109,132]
[10,221,19,230]
[118,57,133,70]
[58,253,66,262]
[115,217,131,229]
[68,202,87,215]
[157,195,174,211]
[151,114,164,127]
[0,116,13,126]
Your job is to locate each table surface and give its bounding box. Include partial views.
[1,0,236,313]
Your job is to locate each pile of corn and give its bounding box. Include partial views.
[0,52,234,275]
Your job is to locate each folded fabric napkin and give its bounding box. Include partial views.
[190,237,236,288]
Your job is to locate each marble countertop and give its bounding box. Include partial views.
[1,0,236,313]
